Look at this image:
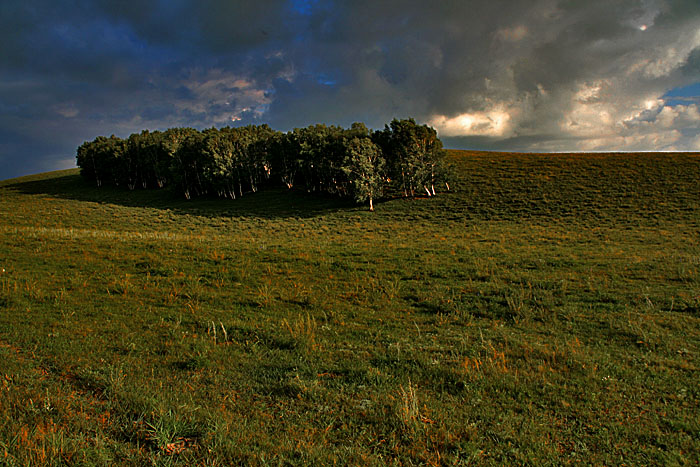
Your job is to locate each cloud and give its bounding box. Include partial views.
[429,107,515,138]
[1,0,700,179]
[496,25,529,42]
[171,69,273,126]
[631,28,700,78]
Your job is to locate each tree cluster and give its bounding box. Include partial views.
[76,119,450,210]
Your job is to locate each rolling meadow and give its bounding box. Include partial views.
[0,150,699,465]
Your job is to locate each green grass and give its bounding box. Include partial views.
[0,150,699,465]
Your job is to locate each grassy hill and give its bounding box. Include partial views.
[1,150,699,465]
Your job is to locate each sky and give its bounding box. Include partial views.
[1,0,700,180]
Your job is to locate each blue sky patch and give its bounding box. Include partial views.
[663,82,700,106]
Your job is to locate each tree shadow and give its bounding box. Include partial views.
[2,170,359,219]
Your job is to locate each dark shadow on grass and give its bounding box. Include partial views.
[2,170,359,219]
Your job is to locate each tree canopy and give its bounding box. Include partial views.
[76,119,451,210]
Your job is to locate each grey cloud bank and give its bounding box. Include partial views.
[1,0,699,180]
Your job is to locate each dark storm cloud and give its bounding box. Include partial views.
[1,0,700,179]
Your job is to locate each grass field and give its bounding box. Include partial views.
[0,150,699,465]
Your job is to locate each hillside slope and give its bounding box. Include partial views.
[1,151,699,465]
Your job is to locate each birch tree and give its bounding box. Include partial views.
[342,137,385,211]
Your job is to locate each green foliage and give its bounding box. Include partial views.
[342,137,385,211]
[374,118,449,197]
[3,151,699,464]
[76,135,126,188]
[75,119,450,209]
